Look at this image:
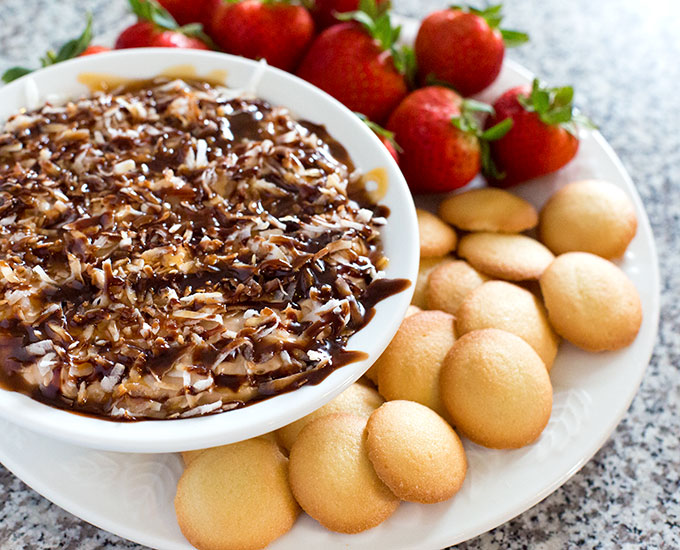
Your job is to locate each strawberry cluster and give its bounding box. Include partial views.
[2,0,594,192]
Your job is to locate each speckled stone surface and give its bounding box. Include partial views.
[0,0,679,548]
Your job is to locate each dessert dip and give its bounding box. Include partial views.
[0,77,404,420]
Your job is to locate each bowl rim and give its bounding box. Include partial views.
[0,48,419,453]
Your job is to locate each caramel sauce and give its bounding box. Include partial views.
[362,167,390,203]
[78,65,228,93]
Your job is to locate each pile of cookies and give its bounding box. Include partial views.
[174,179,642,550]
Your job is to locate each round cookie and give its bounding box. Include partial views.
[365,305,421,384]
[458,232,555,281]
[417,208,458,257]
[539,252,642,352]
[289,413,399,534]
[440,329,553,449]
[181,449,206,466]
[539,180,637,259]
[439,188,538,233]
[412,256,449,308]
[455,280,560,370]
[175,438,299,550]
[375,311,455,418]
[276,383,384,450]
[425,260,488,315]
[181,433,281,466]
[366,400,467,503]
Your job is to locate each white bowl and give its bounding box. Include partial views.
[0,49,418,453]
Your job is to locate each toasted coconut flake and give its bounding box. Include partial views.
[0,77,391,420]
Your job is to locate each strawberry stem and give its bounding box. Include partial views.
[518,78,596,135]
[452,99,513,180]
[127,0,218,48]
[449,3,529,47]
[337,0,417,83]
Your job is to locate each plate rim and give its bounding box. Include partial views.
[0,24,662,550]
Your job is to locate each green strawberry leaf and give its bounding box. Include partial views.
[449,3,529,47]
[337,0,394,50]
[462,98,495,115]
[338,0,416,81]
[1,66,34,84]
[500,28,529,48]
[480,117,513,141]
[178,23,219,49]
[128,0,179,30]
[452,99,512,180]
[392,45,417,86]
[128,0,214,47]
[480,139,506,180]
[519,78,596,134]
[2,14,94,83]
[47,13,94,64]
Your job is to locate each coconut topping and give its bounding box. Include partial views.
[0,77,405,420]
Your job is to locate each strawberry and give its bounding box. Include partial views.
[210,0,315,72]
[415,4,528,96]
[1,14,110,83]
[80,45,111,56]
[485,79,593,187]
[310,0,389,30]
[387,86,512,194]
[116,0,212,50]
[296,0,414,123]
[356,113,400,164]
[158,0,220,28]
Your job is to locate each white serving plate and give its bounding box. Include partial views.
[0,17,660,550]
[0,49,418,453]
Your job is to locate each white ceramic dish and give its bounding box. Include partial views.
[0,17,660,550]
[0,48,418,453]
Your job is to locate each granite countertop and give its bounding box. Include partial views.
[0,0,679,548]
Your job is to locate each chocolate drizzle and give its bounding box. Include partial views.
[0,77,408,420]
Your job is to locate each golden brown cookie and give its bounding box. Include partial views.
[175,438,299,550]
[364,305,421,384]
[425,260,489,315]
[366,400,467,503]
[417,208,458,257]
[412,256,449,308]
[438,188,538,233]
[375,310,455,418]
[539,252,642,352]
[289,414,399,534]
[276,383,384,450]
[440,329,553,449]
[539,180,638,259]
[458,232,555,281]
[455,281,559,370]
[181,449,206,466]
[181,433,281,467]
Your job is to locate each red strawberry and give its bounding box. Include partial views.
[296,0,414,123]
[415,4,528,96]
[116,0,212,50]
[1,14,107,83]
[485,79,592,187]
[356,113,400,164]
[80,45,111,56]
[116,21,210,49]
[311,0,388,30]
[158,0,220,28]
[387,86,512,194]
[210,0,315,71]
